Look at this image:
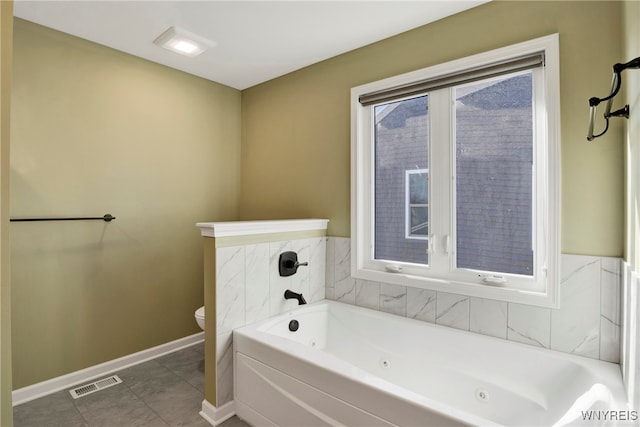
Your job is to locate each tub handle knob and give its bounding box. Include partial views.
[279,251,308,277]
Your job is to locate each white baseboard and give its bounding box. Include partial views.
[200,399,235,426]
[12,332,204,406]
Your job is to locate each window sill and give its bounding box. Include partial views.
[352,265,559,308]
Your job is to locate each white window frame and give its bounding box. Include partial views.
[351,34,560,308]
[405,169,429,240]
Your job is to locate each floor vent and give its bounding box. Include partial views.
[69,375,122,399]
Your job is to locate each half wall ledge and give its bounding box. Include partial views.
[196,219,330,238]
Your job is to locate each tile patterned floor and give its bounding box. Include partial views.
[13,342,250,427]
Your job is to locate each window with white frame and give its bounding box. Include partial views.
[406,169,429,240]
[351,34,560,307]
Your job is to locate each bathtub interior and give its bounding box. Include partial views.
[240,301,629,426]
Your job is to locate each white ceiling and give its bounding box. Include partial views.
[14,0,489,90]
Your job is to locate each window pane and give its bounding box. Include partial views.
[407,170,428,238]
[455,72,533,276]
[410,206,428,236]
[374,95,429,265]
[409,172,428,204]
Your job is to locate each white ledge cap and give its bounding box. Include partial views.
[196,219,329,238]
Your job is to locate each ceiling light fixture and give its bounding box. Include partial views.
[153,26,216,58]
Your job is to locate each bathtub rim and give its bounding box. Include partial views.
[246,299,624,371]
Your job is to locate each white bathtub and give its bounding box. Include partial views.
[233,300,630,426]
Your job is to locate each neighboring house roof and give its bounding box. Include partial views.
[457,74,532,110]
[377,96,427,129]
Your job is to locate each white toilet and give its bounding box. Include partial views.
[195,306,205,330]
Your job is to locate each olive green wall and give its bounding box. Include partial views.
[240,1,624,257]
[10,19,241,389]
[1,2,13,424]
[624,0,640,271]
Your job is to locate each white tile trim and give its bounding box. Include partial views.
[200,399,235,426]
[621,261,640,410]
[12,332,204,406]
[196,219,329,238]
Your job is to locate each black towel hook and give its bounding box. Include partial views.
[587,57,640,141]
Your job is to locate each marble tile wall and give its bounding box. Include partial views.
[214,235,624,409]
[214,237,326,406]
[326,237,621,363]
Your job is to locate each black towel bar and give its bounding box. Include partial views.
[10,214,116,222]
